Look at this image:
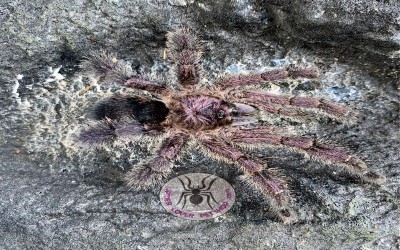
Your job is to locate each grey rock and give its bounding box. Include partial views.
[1,0,399,249]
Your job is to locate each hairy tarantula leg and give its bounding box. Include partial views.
[81,51,124,76]
[81,50,133,83]
[227,130,385,184]
[79,119,161,144]
[124,77,168,94]
[240,172,297,224]
[81,50,168,94]
[235,91,351,118]
[243,101,313,121]
[166,28,203,87]
[199,135,297,223]
[216,68,318,90]
[125,133,190,190]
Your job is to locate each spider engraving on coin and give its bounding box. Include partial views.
[79,28,385,223]
[176,175,219,209]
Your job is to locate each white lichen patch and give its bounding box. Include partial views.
[12,65,157,174]
[12,74,31,108]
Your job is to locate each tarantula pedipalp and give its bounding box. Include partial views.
[79,28,385,223]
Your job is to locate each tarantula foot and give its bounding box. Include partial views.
[81,51,117,75]
[287,67,319,79]
[125,164,169,190]
[277,208,298,224]
[346,157,386,185]
[81,51,133,82]
[363,171,386,185]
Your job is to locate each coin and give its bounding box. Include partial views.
[160,173,236,220]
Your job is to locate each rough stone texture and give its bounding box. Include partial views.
[1,0,399,249]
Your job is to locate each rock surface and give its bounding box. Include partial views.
[1,1,399,249]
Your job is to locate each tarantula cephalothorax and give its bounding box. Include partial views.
[79,28,385,223]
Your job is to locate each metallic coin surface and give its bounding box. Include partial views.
[160,173,236,220]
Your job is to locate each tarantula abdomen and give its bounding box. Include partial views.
[93,95,169,124]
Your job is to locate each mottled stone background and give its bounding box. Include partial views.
[1,1,399,249]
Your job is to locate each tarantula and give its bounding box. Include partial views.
[79,28,385,223]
